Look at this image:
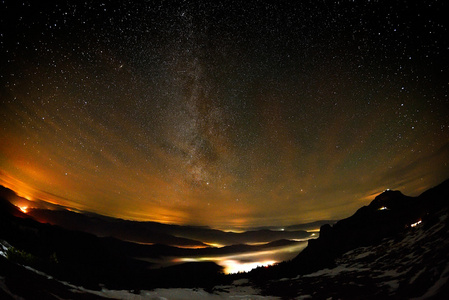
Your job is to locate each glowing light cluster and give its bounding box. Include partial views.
[410,220,422,228]
[222,260,276,274]
[171,242,308,274]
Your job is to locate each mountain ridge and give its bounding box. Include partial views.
[0,185,313,246]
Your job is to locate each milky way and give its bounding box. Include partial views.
[1,1,448,229]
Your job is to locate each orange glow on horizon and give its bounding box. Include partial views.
[19,206,28,213]
[176,245,210,249]
[203,243,226,248]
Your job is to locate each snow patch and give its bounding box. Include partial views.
[375,268,411,279]
[85,286,280,300]
[409,268,426,284]
[382,279,400,293]
[295,295,312,299]
[0,240,12,258]
[352,251,375,260]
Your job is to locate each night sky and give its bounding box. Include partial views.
[1,0,448,229]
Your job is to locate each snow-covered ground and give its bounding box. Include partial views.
[0,269,279,300]
[70,279,279,300]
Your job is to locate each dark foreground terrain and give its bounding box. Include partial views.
[1,179,449,299]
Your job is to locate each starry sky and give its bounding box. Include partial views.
[1,0,448,229]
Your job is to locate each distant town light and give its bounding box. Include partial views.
[411,220,422,228]
[378,206,388,211]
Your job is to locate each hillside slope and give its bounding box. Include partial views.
[250,179,449,298]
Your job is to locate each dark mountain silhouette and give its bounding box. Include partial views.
[285,219,337,231]
[27,208,208,247]
[0,195,228,292]
[293,180,449,271]
[0,190,305,293]
[250,179,449,284]
[25,205,312,247]
[251,220,337,232]
[1,185,312,247]
[0,185,29,218]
